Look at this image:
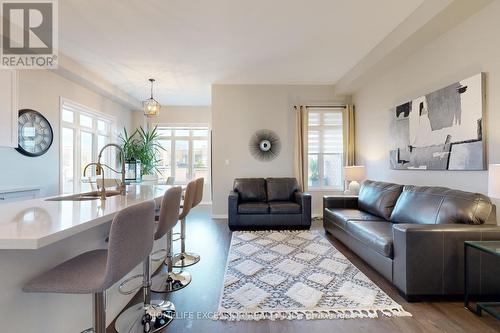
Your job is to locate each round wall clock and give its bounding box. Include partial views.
[16,109,53,157]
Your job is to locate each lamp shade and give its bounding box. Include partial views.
[344,166,366,182]
[488,164,500,199]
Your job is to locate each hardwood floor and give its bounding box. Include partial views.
[108,207,500,333]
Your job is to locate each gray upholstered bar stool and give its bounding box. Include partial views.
[173,177,203,268]
[151,180,196,293]
[115,187,182,332]
[23,200,156,333]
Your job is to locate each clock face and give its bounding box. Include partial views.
[16,109,53,157]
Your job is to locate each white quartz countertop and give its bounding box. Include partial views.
[0,184,170,250]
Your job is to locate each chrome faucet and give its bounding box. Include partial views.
[82,143,127,200]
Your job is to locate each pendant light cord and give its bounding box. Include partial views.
[149,78,155,99]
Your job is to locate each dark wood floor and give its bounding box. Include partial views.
[108,207,500,333]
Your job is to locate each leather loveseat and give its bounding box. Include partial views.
[323,180,500,299]
[228,178,311,230]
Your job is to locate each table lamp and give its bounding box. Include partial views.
[344,166,366,195]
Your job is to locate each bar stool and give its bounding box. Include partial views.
[115,187,182,332]
[23,200,157,333]
[173,177,203,268]
[151,180,196,293]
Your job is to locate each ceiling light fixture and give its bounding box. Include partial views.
[143,78,161,117]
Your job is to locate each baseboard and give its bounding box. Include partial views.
[212,214,228,219]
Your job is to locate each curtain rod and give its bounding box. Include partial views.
[294,105,347,110]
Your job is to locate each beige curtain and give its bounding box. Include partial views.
[294,105,308,191]
[343,104,356,166]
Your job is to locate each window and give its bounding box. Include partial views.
[307,108,344,190]
[156,126,210,185]
[60,99,115,194]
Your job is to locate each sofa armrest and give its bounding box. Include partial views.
[295,192,311,226]
[323,196,358,211]
[228,190,239,214]
[392,223,500,297]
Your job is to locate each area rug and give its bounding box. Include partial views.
[215,230,411,321]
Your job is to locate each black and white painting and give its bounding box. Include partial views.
[390,73,485,170]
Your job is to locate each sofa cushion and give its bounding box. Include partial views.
[269,201,301,214]
[390,185,495,225]
[358,180,403,220]
[324,208,384,228]
[234,178,267,202]
[238,202,269,214]
[266,178,299,201]
[345,221,394,258]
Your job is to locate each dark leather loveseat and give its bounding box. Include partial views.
[228,178,311,230]
[324,180,500,299]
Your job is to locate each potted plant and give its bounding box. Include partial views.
[119,125,164,182]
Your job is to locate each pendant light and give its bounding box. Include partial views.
[143,78,161,116]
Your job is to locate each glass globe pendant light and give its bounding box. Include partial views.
[143,78,161,116]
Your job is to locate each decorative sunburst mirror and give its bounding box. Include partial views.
[249,129,281,161]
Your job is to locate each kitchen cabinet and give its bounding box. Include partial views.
[0,70,18,148]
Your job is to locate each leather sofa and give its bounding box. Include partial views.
[323,180,500,299]
[228,178,311,230]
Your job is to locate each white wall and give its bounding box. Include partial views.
[353,0,500,197]
[0,70,133,197]
[211,84,344,216]
[132,105,211,128]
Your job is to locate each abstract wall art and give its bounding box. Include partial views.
[389,73,485,170]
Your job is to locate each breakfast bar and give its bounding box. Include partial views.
[0,184,170,332]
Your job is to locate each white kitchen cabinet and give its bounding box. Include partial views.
[0,70,18,148]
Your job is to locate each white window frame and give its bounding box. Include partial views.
[59,97,116,194]
[155,123,211,185]
[306,108,345,191]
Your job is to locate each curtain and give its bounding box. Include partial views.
[343,104,355,166]
[294,105,307,191]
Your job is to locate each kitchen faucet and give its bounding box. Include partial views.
[83,143,127,200]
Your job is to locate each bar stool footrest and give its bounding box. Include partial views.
[118,274,143,295]
[150,249,167,262]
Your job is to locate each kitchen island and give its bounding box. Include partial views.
[0,184,171,332]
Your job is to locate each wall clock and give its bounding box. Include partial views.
[16,109,53,157]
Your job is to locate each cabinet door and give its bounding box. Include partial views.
[0,70,18,148]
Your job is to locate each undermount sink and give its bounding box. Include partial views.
[46,190,122,201]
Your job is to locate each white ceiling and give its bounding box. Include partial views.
[59,0,424,106]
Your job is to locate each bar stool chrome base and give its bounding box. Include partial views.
[115,302,175,333]
[172,252,200,268]
[151,271,192,293]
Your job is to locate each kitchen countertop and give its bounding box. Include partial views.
[0,184,170,250]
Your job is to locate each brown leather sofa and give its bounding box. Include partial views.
[229,178,311,230]
[323,180,500,299]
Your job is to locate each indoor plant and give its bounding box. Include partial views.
[119,125,164,181]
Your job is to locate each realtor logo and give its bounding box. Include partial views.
[1,0,58,69]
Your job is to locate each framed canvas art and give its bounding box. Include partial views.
[389,73,485,170]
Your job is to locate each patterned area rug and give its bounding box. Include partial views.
[215,230,411,321]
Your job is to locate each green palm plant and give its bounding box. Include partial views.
[119,127,139,161]
[135,126,164,175]
[119,126,164,176]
